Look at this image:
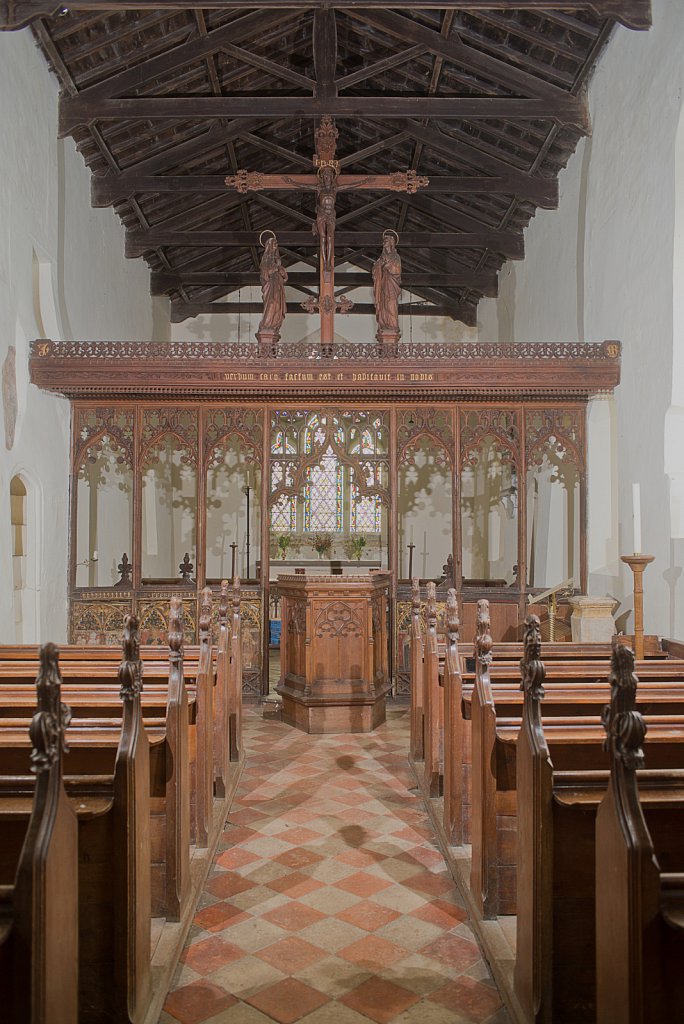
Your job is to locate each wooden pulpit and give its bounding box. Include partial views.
[275,572,391,733]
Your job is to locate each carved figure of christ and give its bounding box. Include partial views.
[225,116,428,347]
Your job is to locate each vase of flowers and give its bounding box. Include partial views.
[277,534,293,560]
[343,535,367,561]
[312,532,333,560]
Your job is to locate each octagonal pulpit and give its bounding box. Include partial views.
[275,572,391,734]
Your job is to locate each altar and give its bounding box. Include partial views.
[275,572,391,734]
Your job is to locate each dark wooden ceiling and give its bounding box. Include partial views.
[4,2,651,326]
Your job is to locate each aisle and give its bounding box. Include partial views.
[160,708,508,1024]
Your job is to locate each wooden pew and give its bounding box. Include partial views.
[596,646,684,1024]
[228,577,243,764]
[469,684,684,920]
[469,598,504,916]
[442,588,464,844]
[192,587,214,848]
[0,644,78,1024]
[156,594,189,921]
[0,623,152,1024]
[0,602,190,923]
[423,582,442,798]
[213,580,230,797]
[515,631,684,1024]
[409,578,425,763]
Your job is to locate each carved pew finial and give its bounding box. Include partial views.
[475,598,492,668]
[411,577,421,614]
[200,586,212,643]
[30,643,72,774]
[446,587,459,648]
[601,642,646,770]
[520,614,545,700]
[119,614,143,701]
[232,575,241,613]
[168,595,184,661]
[426,581,437,633]
[219,579,229,629]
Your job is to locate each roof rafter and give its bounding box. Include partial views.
[59,94,589,136]
[90,172,552,207]
[346,7,586,104]
[125,228,524,259]
[151,269,499,295]
[0,3,653,34]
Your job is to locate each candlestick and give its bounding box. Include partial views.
[230,542,237,580]
[620,553,654,660]
[632,483,642,554]
[407,542,415,580]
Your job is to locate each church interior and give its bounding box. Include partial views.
[2,1,684,1022]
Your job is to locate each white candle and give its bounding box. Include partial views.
[632,483,642,554]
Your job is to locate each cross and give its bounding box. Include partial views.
[407,542,416,580]
[225,116,428,348]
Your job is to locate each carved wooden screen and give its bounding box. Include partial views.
[73,407,134,590]
[140,408,198,583]
[525,408,584,590]
[204,408,262,581]
[397,408,454,580]
[460,409,520,587]
[395,409,454,696]
[203,409,264,696]
[268,409,390,564]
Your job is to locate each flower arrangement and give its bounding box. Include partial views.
[271,534,301,559]
[277,534,293,559]
[343,535,367,561]
[312,532,334,559]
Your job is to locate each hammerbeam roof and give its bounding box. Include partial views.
[6,2,651,325]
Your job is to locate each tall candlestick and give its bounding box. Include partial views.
[621,553,654,660]
[632,483,642,554]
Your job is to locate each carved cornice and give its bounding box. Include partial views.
[30,339,621,401]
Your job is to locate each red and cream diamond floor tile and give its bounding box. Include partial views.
[161,708,508,1024]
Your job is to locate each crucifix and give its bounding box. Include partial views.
[225,116,428,349]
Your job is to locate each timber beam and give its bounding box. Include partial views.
[168,300,478,324]
[151,270,499,296]
[125,229,524,259]
[59,94,590,136]
[0,3,653,34]
[92,172,557,209]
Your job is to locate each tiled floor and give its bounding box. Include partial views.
[160,708,509,1024]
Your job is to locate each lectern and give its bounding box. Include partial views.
[275,572,391,733]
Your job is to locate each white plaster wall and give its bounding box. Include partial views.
[0,30,155,643]
[477,0,684,638]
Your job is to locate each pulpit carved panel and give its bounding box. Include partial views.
[314,601,364,639]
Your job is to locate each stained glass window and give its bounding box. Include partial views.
[350,429,382,534]
[270,429,297,532]
[304,448,343,532]
[351,485,382,533]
